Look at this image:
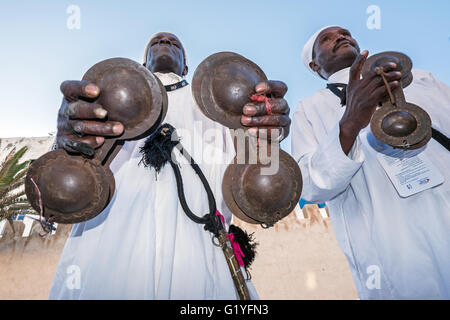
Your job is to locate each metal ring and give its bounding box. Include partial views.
[260,222,274,229]
[211,235,221,247]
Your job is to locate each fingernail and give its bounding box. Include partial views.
[243,105,257,115]
[94,108,107,118]
[85,84,100,97]
[113,123,124,134]
[241,116,252,125]
[67,104,76,117]
[73,123,83,133]
[255,83,267,93]
[96,136,105,144]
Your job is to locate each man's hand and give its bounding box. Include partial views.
[240,80,290,141]
[56,80,124,157]
[339,50,402,154]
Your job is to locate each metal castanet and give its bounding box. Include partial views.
[362,52,432,150]
[192,52,267,129]
[222,144,302,227]
[230,149,302,226]
[25,149,113,224]
[222,164,260,225]
[25,58,168,224]
[193,52,303,227]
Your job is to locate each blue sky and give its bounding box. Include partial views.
[0,0,449,153]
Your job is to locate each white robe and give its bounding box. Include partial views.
[48,72,258,300]
[292,67,450,299]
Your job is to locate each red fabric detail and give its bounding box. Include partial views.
[251,94,273,115]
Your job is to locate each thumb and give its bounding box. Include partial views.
[349,50,368,84]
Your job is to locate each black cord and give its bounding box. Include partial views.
[140,124,222,236]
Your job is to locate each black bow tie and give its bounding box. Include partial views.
[164,80,189,92]
[326,83,347,106]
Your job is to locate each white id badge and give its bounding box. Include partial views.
[376,148,445,198]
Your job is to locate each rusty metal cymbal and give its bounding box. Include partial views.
[192,52,237,121]
[362,51,413,88]
[371,102,432,149]
[223,149,302,226]
[25,57,167,224]
[407,123,432,150]
[25,150,112,224]
[222,163,260,225]
[83,57,167,141]
[362,51,432,150]
[192,52,267,129]
[223,164,260,225]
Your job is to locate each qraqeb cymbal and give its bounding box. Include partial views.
[362,51,432,150]
[370,102,432,150]
[192,52,267,129]
[361,51,413,89]
[25,149,113,224]
[82,58,168,143]
[223,148,303,227]
[25,58,167,224]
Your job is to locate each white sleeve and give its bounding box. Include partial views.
[409,69,450,136]
[291,102,365,203]
[413,69,450,100]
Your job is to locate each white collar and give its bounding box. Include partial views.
[327,67,350,84]
[153,72,183,86]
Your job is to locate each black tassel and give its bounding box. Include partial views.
[139,123,180,173]
[228,225,258,269]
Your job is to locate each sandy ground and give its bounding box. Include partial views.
[0,206,357,300]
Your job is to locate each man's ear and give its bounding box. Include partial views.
[182,65,188,76]
[309,60,320,73]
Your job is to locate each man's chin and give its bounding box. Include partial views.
[152,55,177,72]
[337,44,359,56]
[336,46,359,63]
[155,53,174,64]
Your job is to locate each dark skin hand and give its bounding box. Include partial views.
[339,51,401,154]
[309,26,402,154]
[56,80,124,156]
[241,80,291,141]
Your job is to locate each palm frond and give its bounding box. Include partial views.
[0,146,29,186]
[10,169,28,184]
[0,145,34,223]
[2,178,26,195]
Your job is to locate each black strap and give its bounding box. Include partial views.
[169,145,221,235]
[140,124,222,236]
[326,85,450,151]
[164,80,189,92]
[431,128,450,151]
[326,83,347,106]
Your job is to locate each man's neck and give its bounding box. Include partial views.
[154,72,183,86]
[327,67,351,84]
